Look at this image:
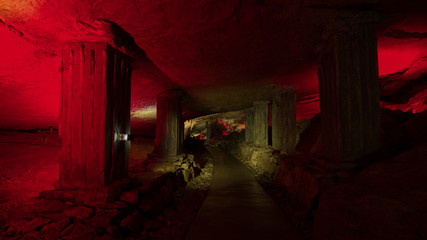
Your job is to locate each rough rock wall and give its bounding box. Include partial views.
[2,1,427,132]
[222,131,279,179]
[221,119,310,180]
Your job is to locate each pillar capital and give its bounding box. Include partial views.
[317,11,379,55]
[253,100,270,106]
[273,87,295,97]
[322,11,378,37]
[157,89,184,99]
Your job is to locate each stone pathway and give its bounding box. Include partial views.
[185,147,301,240]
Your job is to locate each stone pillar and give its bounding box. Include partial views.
[272,88,296,153]
[153,89,184,157]
[59,42,132,189]
[253,101,269,146]
[318,13,380,161]
[245,107,255,142]
[206,120,212,143]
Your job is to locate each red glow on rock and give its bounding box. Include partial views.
[0,25,60,129]
[199,134,204,140]
[381,89,427,113]
[0,26,34,64]
[218,119,231,130]
[221,131,229,136]
[377,47,421,76]
[377,35,427,77]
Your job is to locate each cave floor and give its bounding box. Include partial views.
[0,131,59,219]
[185,147,301,240]
[0,131,154,226]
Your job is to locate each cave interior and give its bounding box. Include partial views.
[0,0,426,239]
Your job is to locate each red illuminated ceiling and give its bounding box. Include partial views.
[0,1,427,133]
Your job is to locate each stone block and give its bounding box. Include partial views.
[63,220,95,240]
[89,209,123,228]
[119,190,140,205]
[120,212,145,233]
[64,206,94,219]
[8,217,52,234]
[135,171,165,192]
[42,217,72,232]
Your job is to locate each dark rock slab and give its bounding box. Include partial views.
[8,217,52,234]
[120,211,145,233]
[119,190,140,205]
[89,208,124,228]
[63,220,95,240]
[42,217,72,232]
[64,206,94,219]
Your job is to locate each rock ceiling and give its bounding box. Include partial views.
[1,0,427,134]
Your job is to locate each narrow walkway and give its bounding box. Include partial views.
[185,147,301,240]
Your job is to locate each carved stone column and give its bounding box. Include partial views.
[253,101,270,146]
[245,107,255,143]
[59,42,132,189]
[152,89,184,157]
[206,120,212,143]
[272,88,296,153]
[318,12,380,161]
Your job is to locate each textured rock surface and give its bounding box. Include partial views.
[313,143,427,240]
[1,1,427,133]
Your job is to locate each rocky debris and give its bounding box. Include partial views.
[7,217,52,234]
[26,227,61,240]
[89,208,124,229]
[42,217,72,232]
[135,172,166,193]
[39,178,133,204]
[1,144,214,240]
[225,136,280,179]
[186,161,214,190]
[119,190,140,205]
[64,220,96,239]
[39,190,75,202]
[120,211,145,233]
[60,222,74,237]
[86,201,128,209]
[106,225,122,238]
[137,186,173,218]
[64,206,94,219]
[143,219,164,233]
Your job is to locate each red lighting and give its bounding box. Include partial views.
[377,46,422,76]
